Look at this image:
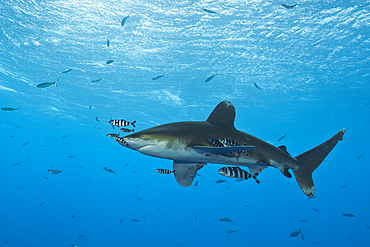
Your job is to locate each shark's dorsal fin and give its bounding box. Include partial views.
[206,101,235,128]
[278,145,291,156]
[173,162,205,187]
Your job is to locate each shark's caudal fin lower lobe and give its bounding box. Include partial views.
[293,128,346,197]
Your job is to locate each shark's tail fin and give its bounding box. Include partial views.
[293,128,346,197]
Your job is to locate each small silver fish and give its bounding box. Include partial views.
[106,59,114,64]
[194,181,199,187]
[343,213,356,217]
[205,73,218,82]
[278,132,288,142]
[290,227,305,240]
[299,219,309,222]
[59,69,72,74]
[312,208,320,213]
[1,107,21,112]
[226,229,239,234]
[95,117,101,123]
[219,217,234,224]
[120,128,134,133]
[91,78,102,83]
[357,153,364,160]
[131,218,140,222]
[121,14,130,26]
[47,168,63,174]
[282,4,297,9]
[23,142,29,146]
[107,39,110,47]
[152,74,167,80]
[290,228,301,237]
[37,80,58,88]
[103,166,117,175]
[156,168,173,174]
[254,82,261,90]
[339,183,349,189]
[68,155,75,158]
[202,8,218,14]
[215,179,227,184]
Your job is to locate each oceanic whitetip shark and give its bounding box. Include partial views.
[113,101,345,197]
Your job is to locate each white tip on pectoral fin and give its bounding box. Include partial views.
[173,161,205,187]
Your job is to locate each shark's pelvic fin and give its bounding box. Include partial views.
[173,162,205,187]
[206,101,236,128]
[191,145,256,154]
[247,164,269,176]
[293,128,346,197]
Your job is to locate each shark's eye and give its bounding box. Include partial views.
[141,134,146,138]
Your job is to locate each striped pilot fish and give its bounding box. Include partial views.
[218,166,260,184]
[107,133,119,138]
[106,133,130,147]
[156,168,173,174]
[109,119,136,128]
[208,138,249,155]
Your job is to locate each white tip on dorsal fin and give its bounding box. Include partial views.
[206,101,236,128]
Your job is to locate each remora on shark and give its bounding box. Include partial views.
[112,101,345,197]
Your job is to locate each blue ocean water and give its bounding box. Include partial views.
[1,0,369,246]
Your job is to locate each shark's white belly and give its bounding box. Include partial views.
[137,143,261,167]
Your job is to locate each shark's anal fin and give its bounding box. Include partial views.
[173,161,205,187]
[191,146,256,154]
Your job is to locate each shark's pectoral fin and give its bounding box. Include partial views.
[190,146,256,154]
[173,161,205,187]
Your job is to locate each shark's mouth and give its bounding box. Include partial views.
[137,144,155,152]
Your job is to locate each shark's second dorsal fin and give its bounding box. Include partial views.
[206,101,235,128]
[278,145,291,156]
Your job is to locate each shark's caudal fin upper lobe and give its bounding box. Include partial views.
[293,128,346,197]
